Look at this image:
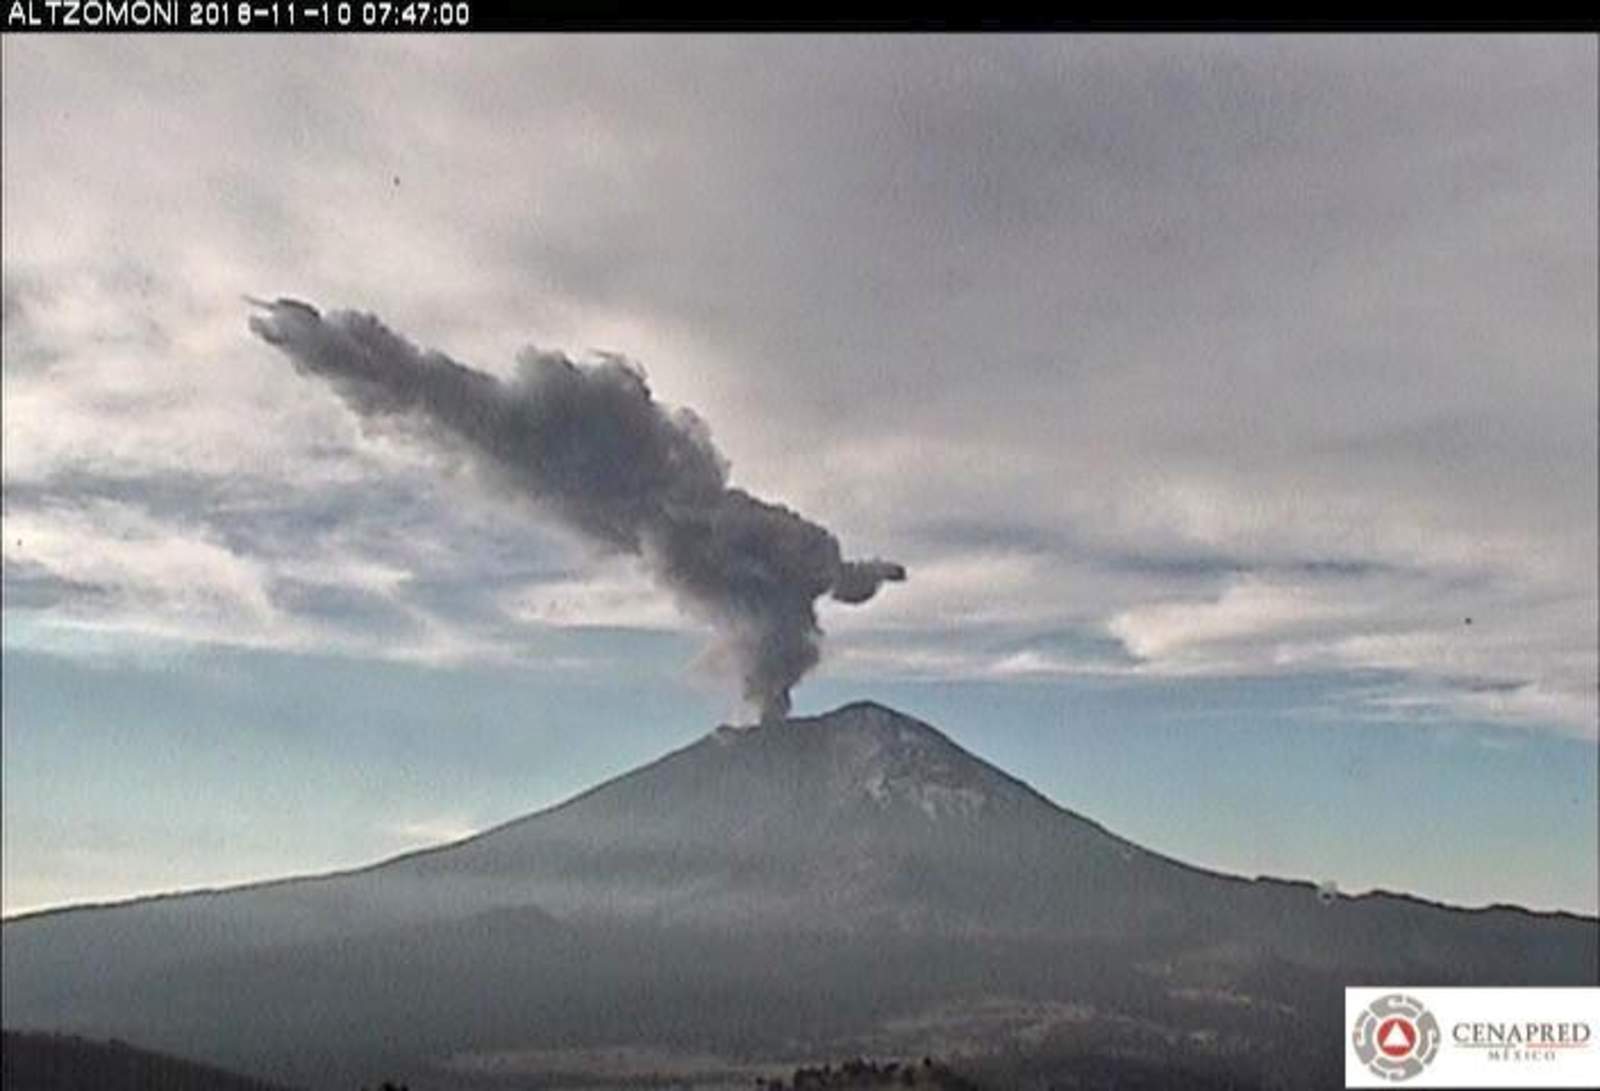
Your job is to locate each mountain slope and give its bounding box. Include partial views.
[384,700,1172,934]
[4,701,1595,1090]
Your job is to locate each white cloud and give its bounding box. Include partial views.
[503,565,697,632]
[1106,572,1596,739]
[820,550,1051,632]
[382,816,482,848]
[6,500,277,626]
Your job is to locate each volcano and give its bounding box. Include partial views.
[3,702,1595,1089]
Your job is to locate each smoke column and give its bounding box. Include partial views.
[249,299,904,721]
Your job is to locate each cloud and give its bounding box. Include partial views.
[1,35,1593,737]
[382,816,482,848]
[505,570,696,632]
[1107,571,1596,738]
[5,499,277,628]
[1109,577,1361,664]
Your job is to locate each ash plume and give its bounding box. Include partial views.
[248,298,904,721]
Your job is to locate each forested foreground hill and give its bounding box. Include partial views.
[1,1031,303,1091]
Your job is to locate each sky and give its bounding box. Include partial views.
[2,34,1596,918]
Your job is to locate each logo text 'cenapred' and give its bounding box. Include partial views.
[1345,987,1600,1088]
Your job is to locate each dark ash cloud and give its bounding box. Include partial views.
[249,298,904,720]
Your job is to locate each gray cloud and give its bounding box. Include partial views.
[249,299,904,720]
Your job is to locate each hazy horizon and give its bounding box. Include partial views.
[3,35,1596,918]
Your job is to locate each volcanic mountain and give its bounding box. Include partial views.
[3,702,1595,1090]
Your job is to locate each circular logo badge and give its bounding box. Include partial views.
[1353,993,1441,1081]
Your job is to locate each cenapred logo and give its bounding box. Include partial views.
[1352,992,1442,1082]
[1346,987,1600,1088]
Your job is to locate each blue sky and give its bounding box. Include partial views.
[2,35,1596,916]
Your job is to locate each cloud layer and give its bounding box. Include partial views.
[2,35,1594,737]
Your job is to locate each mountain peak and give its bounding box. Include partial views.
[815,698,914,720]
[715,699,926,734]
[703,700,1022,824]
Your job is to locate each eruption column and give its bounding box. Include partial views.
[249,298,904,721]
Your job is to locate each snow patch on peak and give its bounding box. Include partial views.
[864,773,889,803]
[913,783,988,820]
[842,716,994,821]
[862,762,992,821]
[703,701,1027,821]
